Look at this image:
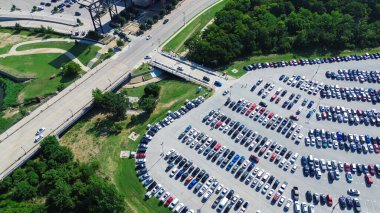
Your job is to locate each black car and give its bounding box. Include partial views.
[163,19,169,24]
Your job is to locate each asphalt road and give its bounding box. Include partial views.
[0,0,220,179]
[146,59,380,212]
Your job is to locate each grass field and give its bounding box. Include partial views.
[222,47,380,78]
[16,41,101,65]
[60,77,210,212]
[163,0,231,53]
[132,63,152,75]
[0,54,75,100]
[0,44,12,55]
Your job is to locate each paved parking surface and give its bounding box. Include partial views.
[146,59,380,212]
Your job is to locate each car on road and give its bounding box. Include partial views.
[34,134,44,142]
[163,19,169,24]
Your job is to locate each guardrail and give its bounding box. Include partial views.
[149,60,213,90]
[160,51,224,78]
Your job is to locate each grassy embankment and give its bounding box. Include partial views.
[60,77,211,212]
[163,0,231,54]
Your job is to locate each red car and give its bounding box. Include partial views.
[136,153,146,158]
[268,112,274,119]
[215,121,223,128]
[164,196,174,206]
[214,143,222,151]
[185,176,194,185]
[250,154,260,163]
[365,173,373,185]
[344,163,351,172]
[250,103,257,110]
[327,194,333,206]
[270,94,277,101]
[270,153,277,161]
[259,107,266,114]
[275,97,281,104]
[245,109,252,116]
[368,164,375,175]
[273,192,281,201]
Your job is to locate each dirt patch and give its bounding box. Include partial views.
[0,33,35,48]
[59,114,106,163]
[157,99,177,111]
[2,108,19,118]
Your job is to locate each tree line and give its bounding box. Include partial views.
[0,137,125,212]
[185,0,380,67]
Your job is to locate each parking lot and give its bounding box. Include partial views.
[145,59,380,212]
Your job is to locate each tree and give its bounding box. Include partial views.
[139,23,147,31]
[82,176,125,212]
[62,61,82,77]
[152,14,159,22]
[144,83,161,98]
[92,89,129,117]
[46,179,75,211]
[146,18,154,26]
[12,180,37,201]
[116,39,125,47]
[140,95,157,113]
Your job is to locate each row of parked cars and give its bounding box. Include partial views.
[243,52,380,71]
[279,74,323,96]
[203,108,300,173]
[301,155,379,185]
[316,105,380,127]
[171,133,254,212]
[135,96,207,212]
[223,98,304,143]
[320,84,380,104]
[326,69,380,84]
[305,129,380,154]
[165,147,249,213]
[178,125,294,211]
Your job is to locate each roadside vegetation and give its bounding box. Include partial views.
[163,0,231,53]
[0,136,125,212]
[132,63,153,75]
[16,41,101,65]
[59,77,209,212]
[186,0,380,68]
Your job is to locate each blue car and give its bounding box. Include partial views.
[214,81,222,87]
[226,161,234,171]
[185,125,192,132]
[301,98,308,106]
[188,179,198,189]
[307,101,314,108]
[232,154,240,163]
[176,170,184,179]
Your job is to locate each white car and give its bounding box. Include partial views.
[34,134,44,142]
[347,188,360,196]
[170,168,178,177]
[278,196,286,206]
[284,199,292,210]
[202,189,213,200]
[36,127,46,135]
[144,55,151,59]
[146,35,152,40]
[160,192,170,202]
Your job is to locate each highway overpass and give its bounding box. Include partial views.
[0,0,220,180]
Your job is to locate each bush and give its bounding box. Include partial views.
[116,39,125,47]
[62,62,82,77]
[144,83,161,98]
[139,23,147,31]
[140,95,157,113]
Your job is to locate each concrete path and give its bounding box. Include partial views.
[123,74,167,89]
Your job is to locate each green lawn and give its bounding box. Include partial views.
[0,112,22,134]
[60,77,211,212]
[0,54,75,100]
[132,63,152,75]
[0,44,12,55]
[163,0,231,53]
[0,28,66,39]
[16,41,101,65]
